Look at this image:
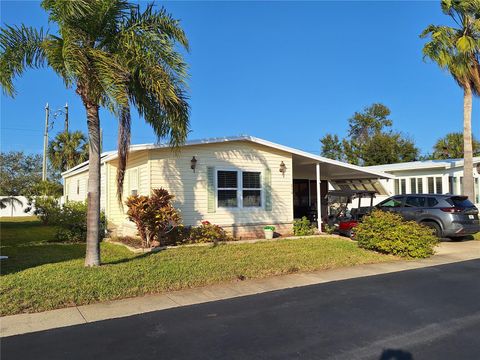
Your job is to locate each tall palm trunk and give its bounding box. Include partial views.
[85,103,101,266]
[463,83,474,201]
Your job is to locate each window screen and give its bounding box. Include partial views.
[217,171,238,207]
[129,168,138,196]
[218,171,237,188]
[410,178,416,194]
[427,177,435,194]
[242,172,261,207]
[400,179,406,194]
[417,178,423,194]
[435,177,443,194]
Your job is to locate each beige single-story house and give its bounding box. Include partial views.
[62,136,392,238]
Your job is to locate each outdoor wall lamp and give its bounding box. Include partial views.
[190,156,197,172]
[279,161,287,176]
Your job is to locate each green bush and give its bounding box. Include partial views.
[29,196,62,225]
[293,216,316,236]
[164,221,232,246]
[185,221,232,244]
[355,210,438,258]
[55,201,106,243]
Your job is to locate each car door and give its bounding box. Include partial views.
[402,196,427,221]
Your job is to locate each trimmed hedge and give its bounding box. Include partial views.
[355,210,438,258]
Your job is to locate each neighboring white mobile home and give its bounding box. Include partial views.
[62,136,391,238]
[365,157,480,207]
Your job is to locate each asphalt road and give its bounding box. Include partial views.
[3,259,480,360]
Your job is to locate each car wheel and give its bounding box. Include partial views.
[422,221,441,238]
[449,236,465,242]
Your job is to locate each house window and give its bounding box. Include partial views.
[129,168,139,196]
[417,178,423,194]
[76,179,80,195]
[435,177,443,194]
[427,177,435,194]
[410,178,416,194]
[217,171,238,207]
[394,179,400,195]
[449,176,454,194]
[242,172,261,207]
[217,170,262,208]
[400,179,406,194]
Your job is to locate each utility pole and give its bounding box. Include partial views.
[42,103,49,181]
[64,102,69,133]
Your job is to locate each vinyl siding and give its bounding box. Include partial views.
[148,141,293,227]
[106,150,149,226]
[63,164,107,210]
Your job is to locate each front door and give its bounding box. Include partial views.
[293,179,328,222]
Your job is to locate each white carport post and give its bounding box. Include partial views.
[316,162,322,233]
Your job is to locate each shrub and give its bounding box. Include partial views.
[324,223,336,235]
[163,221,232,245]
[55,201,106,243]
[264,226,275,231]
[355,210,438,258]
[126,188,181,247]
[28,196,62,225]
[293,216,316,236]
[184,221,232,244]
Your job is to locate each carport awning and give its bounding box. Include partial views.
[329,179,389,196]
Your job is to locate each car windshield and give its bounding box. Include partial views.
[447,197,475,208]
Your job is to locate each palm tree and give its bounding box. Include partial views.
[0,1,190,266]
[0,196,23,217]
[48,131,89,172]
[420,0,480,201]
[433,132,480,159]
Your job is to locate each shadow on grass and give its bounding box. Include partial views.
[102,251,155,266]
[0,243,86,275]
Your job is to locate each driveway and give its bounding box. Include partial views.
[2,258,480,360]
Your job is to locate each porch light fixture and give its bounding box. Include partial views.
[279,161,287,176]
[190,156,197,172]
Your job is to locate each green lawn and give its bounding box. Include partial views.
[1,217,395,316]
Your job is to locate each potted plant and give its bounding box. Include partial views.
[264,225,275,239]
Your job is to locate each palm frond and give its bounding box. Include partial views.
[0,24,46,96]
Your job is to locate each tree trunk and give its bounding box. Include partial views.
[85,103,101,266]
[463,84,474,202]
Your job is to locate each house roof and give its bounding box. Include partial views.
[365,157,480,173]
[62,135,394,179]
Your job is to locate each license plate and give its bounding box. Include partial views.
[469,215,474,219]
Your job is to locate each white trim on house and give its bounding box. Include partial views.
[365,157,480,172]
[62,135,394,180]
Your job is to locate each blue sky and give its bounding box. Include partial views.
[1,1,478,156]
